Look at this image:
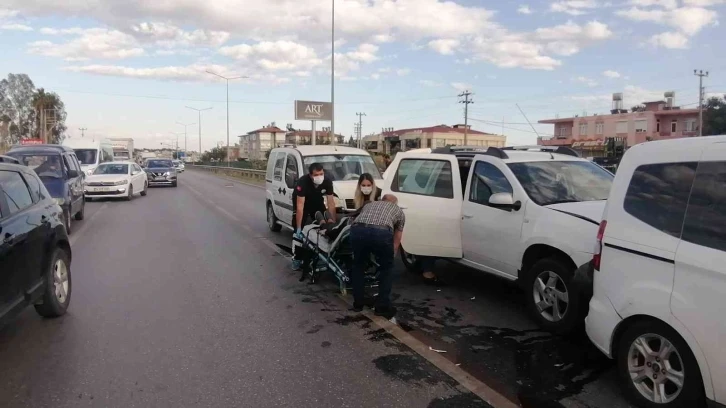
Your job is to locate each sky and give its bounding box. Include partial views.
[1,0,725,151]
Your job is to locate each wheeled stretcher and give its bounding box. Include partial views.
[295,217,379,294]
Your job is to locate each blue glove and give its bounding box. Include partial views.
[294,228,303,240]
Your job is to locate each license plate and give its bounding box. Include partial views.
[97,187,111,192]
[154,177,166,181]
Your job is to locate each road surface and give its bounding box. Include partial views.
[0,169,633,408]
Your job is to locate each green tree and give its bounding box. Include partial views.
[201,146,227,162]
[703,95,726,136]
[32,88,67,144]
[0,73,36,143]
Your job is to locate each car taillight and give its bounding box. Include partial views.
[593,220,607,271]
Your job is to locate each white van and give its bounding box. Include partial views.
[62,138,114,176]
[587,135,726,408]
[265,145,382,231]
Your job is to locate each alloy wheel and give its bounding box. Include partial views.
[532,270,569,322]
[53,259,70,304]
[627,333,685,404]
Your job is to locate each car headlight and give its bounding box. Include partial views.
[164,171,170,176]
[53,198,65,205]
[86,169,94,176]
[113,180,129,185]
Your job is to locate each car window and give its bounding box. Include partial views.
[133,164,142,173]
[266,151,279,182]
[302,154,382,181]
[62,154,73,174]
[285,154,299,188]
[508,160,612,206]
[0,170,33,216]
[70,154,82,172]
[23,172,43,202]
[11,154,64,179]
[273,154,285,182]
[681,161,726,252]
[102,148,114,163]
[624,162,697,238]
[469,161,513,205]
[392,159,453,199]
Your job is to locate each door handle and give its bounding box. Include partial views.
[462,214,474,219]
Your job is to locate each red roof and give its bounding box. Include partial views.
[381,124,496,138]
[248,126,284,134]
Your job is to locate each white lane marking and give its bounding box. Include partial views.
[69,203,109,247]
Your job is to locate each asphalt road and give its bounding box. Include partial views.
[0,168,635,408]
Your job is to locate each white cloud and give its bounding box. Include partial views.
[603,70,621,78]
[428,39,460,55]
[130,22,230,48]
[517,5,533,14]
[568,85,667,108]
[550,0,599,15]
[616,6,718,36]
[451,82,472,92]
[370,73,381,80]
[1,23,32,31]
[628,0,678,8]
[371,33,394,43]
[219,40,322,71]
[649,31,689,48]
[396,68,411,76]
[64,63,290,84]
[682,0,724,5]
[420,80,443,87]
[573,76,598,87]
[28,28,144,61]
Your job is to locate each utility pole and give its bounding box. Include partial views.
[78,127,87,138]
[170,132,183,160]
[331,0,336,145]
[186,106,212,161]
[694,69,709,137]
[206,71,248,167]
[176,121,196,160]
[356,112,366,149]
[458,91,474,146]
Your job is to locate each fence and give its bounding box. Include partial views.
[189,164,266,185]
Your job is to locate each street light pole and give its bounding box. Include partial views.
[331,0,335,145]
[169,132,183,160]
[176,121,196,161]
[186,106,212,162]
[206,71,248,167]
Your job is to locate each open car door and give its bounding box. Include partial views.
[382,153,463,258]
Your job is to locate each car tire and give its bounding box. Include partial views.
[523,257,580,335]
[267,202,282,232]
[400,247,422,273]
[34,247,72,318]
[63,207,72,235]
[74,198,85,220]
[140,182,148,196]
[126,185,134,201]
[617,320,705,408]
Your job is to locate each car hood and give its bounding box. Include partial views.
[146,167,174,172]
[40,177,66,199]
[544,200,606,225]
[86,174,128,183]
[332,179,384,199]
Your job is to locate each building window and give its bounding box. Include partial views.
[656,120,660,133]
[616,121,628,134]
[684,119,697,132]
[634,119,647,133]
[579,122,587,135]
[559,127,568,137]
[671,120,677,133]
[595,123,604,135]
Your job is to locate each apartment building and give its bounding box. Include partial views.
[537,92,699,156]
[362,124,506,154]
[239,125,286,160]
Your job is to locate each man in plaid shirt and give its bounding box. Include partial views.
[350,194,405,318]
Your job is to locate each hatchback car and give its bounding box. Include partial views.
[7,144,85,234]
[0,163,72,326]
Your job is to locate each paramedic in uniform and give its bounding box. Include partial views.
[291,163,336,270]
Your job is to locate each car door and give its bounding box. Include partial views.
[461,159,524,277]
[671,147,726,403]
[131,164,143,191]
[63,153,82,213]
[271,152,287,220]
[0,170,39,314]
[382,154,463,258]
[279,153,300,223]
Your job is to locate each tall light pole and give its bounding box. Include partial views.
[78,127,87,138]
[169,132,183,160]
[331,0,336,145]
[176,121,196,160]
[186,106,212,162]
[206,71,247,167]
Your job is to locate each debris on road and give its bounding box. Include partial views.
[429,346,447,353]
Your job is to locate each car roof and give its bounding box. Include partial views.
[282,145,370,156]
[99,160,135,165]
[62,138,110,148]
[428,145,585,163]
[8,144,74,154]
[498,150,585,163]
[625,134,726,156]
[0,162,39,176]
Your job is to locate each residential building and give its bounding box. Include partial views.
[537,92,699,157]
[285,129,345,145]
[239,125,286,160]
[362,124,506,154]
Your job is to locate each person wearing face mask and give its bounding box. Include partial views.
[291,162,336,271]
[353,173,382,212]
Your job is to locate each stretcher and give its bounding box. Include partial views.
[295,217,379,295]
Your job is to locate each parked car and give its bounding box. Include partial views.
[172,160,185,173]
[587,136,726,408]
[381,145,614,334]
[0,162,72,327]
[0,155,20,164]
[143,159,178,187]
[84,161,148,201]
[265,145,383,232]
[7,144,85,234]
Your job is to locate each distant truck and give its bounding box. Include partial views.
[110,138,134,161]
[141,152,157,161]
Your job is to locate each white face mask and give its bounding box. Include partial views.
[360,186,373,195]
[313,175,324,185]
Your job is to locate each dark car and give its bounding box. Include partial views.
[0,163,72,326]
[143,159,178,187]
[7,145,85,234]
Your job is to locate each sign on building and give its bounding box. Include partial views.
[20,138,43,145]
[294,100,332,121]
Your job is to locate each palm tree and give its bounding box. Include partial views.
[32,88,66,143]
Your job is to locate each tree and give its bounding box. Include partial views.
[0,73,36,143]
[703,95,726,136]
[201,146,227,162]
[32,88,67,144]
[630,104,646,113]
[347,136,355,146]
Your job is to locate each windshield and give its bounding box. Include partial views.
[74,149,98,165]
[303,155,381,181]
[147,160,172,168]
[10,154,64,179]
[94,164,128,175]
[508,161,613,206]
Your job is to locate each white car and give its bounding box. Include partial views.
[265,145,383,231]
[84,161,148,200]
[587,136,726,408]
[173,160,185,173]
[381,145,614,334]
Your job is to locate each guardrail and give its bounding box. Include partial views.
[189,164,266,185]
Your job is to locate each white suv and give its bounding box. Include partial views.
[381,145,614,333]
[587,136,726,408]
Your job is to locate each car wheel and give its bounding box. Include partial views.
[267,202,282,232]
[126,185,134,201]
[400,247,422,273]
[63,207,72,235]
[140,182,148,196]
[74,198,85,220]
[34,247,72,318]
[524,257,580,335]
[617,320,704,408]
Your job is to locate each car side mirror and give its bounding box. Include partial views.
[132,170,139,175]
[67,169,80,179]
[488,192,522,212]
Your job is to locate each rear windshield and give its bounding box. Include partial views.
[94,164,128,175]
[74,149,98,165]
[303,154,381,181]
